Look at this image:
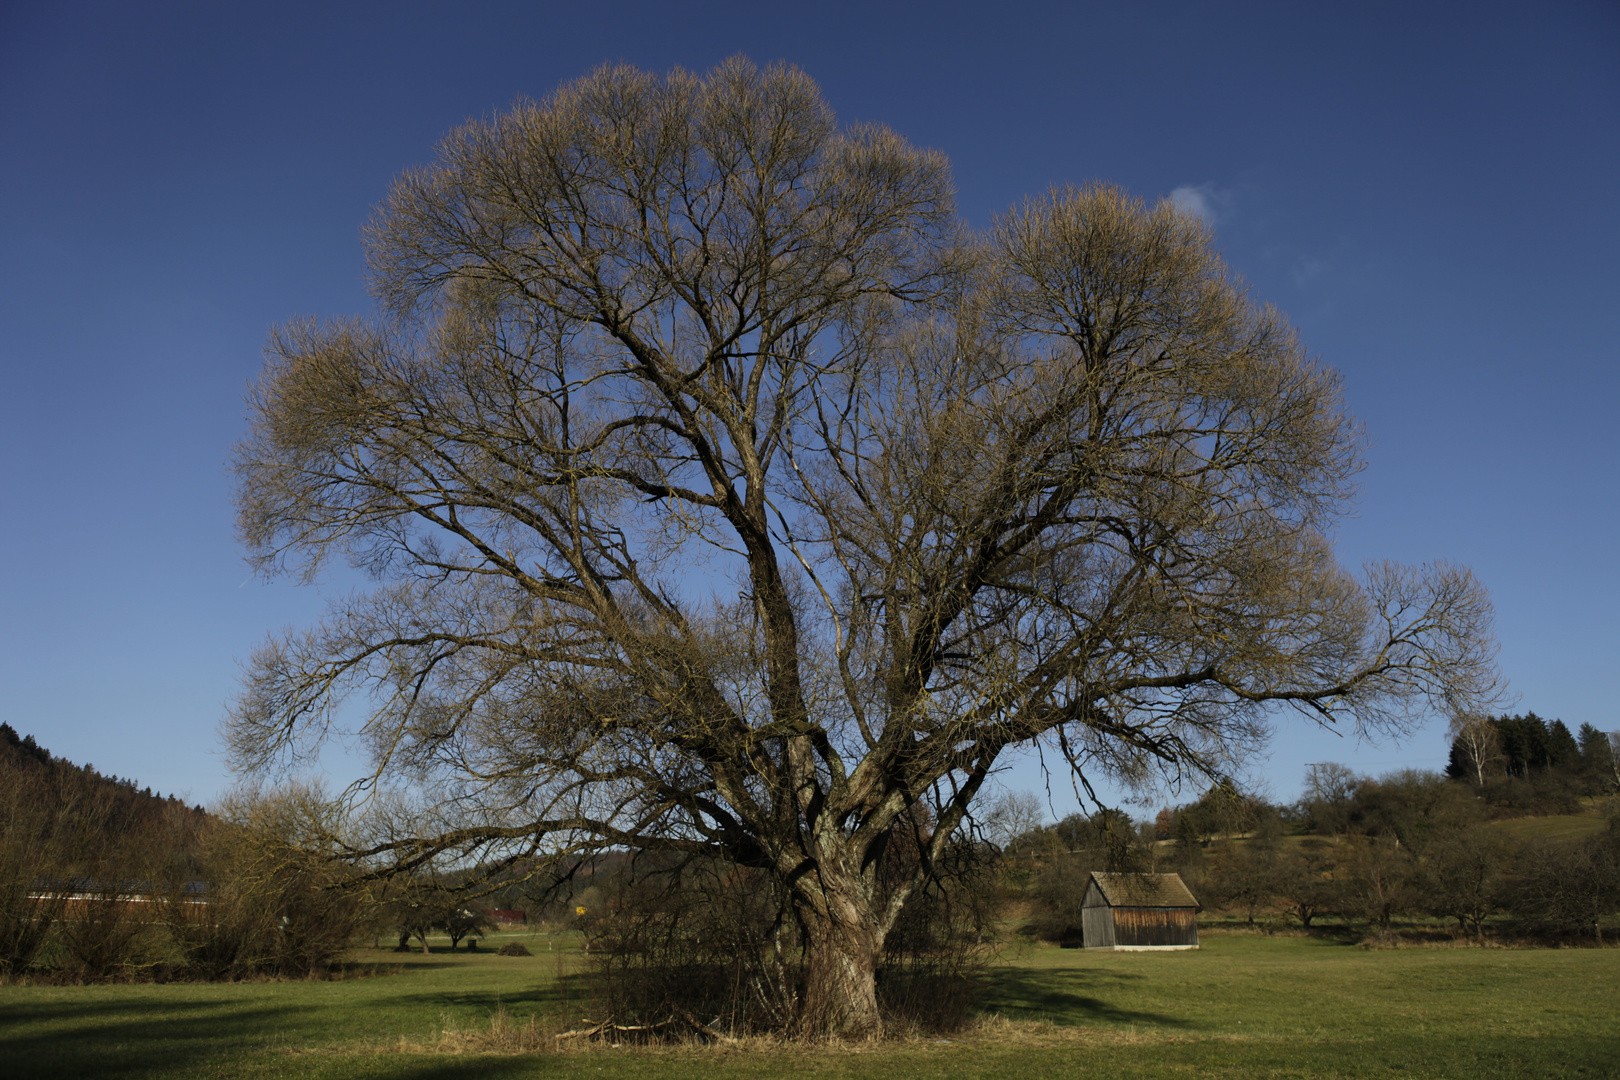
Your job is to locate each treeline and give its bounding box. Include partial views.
[0,726,367,980]
[1003,749,1620,945]
[1445,713,1616,811]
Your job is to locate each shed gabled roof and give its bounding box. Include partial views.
[1088,872,1199,909]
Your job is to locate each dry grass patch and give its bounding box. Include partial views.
[955,1013,1200,1049]
[390,1002,1219,1061]
[398,1005,563,1054]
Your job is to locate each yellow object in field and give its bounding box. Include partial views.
[575,906,587,915]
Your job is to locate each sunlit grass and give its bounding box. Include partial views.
[2,929,1614,1078]
[1489,811,1610,844]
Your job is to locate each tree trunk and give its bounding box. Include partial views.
[789,843,891,1040]
[799,901,883,1039]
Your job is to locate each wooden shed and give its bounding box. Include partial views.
[1081,872,1200,950]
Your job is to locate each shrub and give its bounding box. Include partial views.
[55,884,153,978]
[496,942,532,956]
[877,839,999,1034]
[581,859,798,1035]
[1500,819,1620,942]
[174,784,369,978]
[0,771,71,974]
[1418,826,1507,940]
[1024,855,1091,945]
[1480,772,1583,817]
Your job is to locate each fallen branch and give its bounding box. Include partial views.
[556,1011,733,1044]
[671,1004,737,1044]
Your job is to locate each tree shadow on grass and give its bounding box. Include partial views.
[357,949,504,966]
[1301,923,1364,946]
[360,1063,552,1080]
[369,985,556,1011]
[354,965,592,1014]
[978,965,1194,1029]
[1,998,310,1080]
[0,996,556,1080]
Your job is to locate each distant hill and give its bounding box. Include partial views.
[0,722,208,833]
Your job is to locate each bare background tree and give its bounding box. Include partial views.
[1448,715,1504,788]
[230,59,1502,1035]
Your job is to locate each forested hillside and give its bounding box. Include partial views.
[0,726,365,979]
[0,723,208,829]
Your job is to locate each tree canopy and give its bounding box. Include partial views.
[230,58,1502,1035]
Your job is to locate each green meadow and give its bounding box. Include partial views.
[2,930,1614,1079]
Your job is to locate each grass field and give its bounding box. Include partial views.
[2,930,1615,1079]
[1488,811,1611,845]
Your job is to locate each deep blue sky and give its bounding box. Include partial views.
[2,1,1615,817]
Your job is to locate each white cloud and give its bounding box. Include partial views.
[1168,183,1222,224]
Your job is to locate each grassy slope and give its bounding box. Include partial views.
[2,931,1615,1080]
[1489,811,1610,844]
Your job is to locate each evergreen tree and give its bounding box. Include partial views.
[1546,721,1580,771]
[1445,741,1471,783]
[1578,724,1618,791]
[1495,713,1552,776]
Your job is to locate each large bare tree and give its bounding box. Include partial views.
[230,59,1501,1035]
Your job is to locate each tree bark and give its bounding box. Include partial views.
[781,826,899,1040]
[798,891,883,1039]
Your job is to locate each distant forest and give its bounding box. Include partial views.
[0,722,208,829]
[1443,713,1616,811]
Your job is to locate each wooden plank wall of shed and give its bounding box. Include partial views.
[1112,907,1198,947]
[1082,905,1115,948]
